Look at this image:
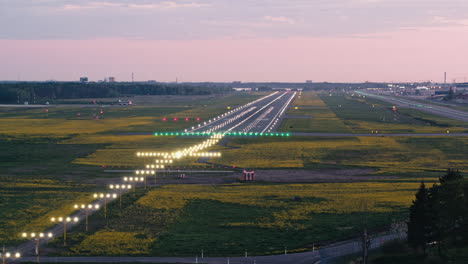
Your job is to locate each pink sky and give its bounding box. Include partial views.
[1,26,468,83]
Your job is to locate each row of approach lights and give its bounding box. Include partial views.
[0,252,21,263]
[13,95,281,259]
[11,94,285,261]
[15,192,120,258]
[162,117,201,121]
[154,131,291,137]
[137,135,223,163]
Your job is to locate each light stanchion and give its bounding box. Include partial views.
[21,232,53,263]
[0,252,21,264]
[136,169,159,186]
[73,204,100,232]
[109,184,132,208]
[123,176,145,191]
[93,193,117,218]
[50,216,79,246]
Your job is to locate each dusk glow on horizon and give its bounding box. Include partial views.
[1,0,468,82]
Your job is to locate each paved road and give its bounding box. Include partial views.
[18,232,406,264]
[355,91,468,122]
[10,91,410,263]
[187,91,296,134]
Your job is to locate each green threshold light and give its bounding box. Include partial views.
[154,132,291,137]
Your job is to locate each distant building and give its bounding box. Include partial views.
[232,81,242,84]
[306,80,313,83]
[416,86,429,90]
[233,88,252,92]
[434,90,449,95]
[108,77,116,83]
[79,77,88,83]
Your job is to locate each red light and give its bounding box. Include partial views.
[196,117,200,121]
[173,117,178,121]
[185,117,189,121]
[77,113,81,116]
[162,117,167,121]
[45,109,49,112]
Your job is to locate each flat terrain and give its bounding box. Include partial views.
[1,91,467,259]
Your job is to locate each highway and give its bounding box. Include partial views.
[355,91,468,122]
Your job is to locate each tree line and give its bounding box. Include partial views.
[0,82,231,103]
[407,169,467,257]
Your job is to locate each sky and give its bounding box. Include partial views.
[1,0,468,82]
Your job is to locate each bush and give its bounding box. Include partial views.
[381,239,409,255]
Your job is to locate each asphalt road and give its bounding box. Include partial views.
[18,232,406,264]
[8,91,414,263]
[187,91,296,134]
[355,91,468,122]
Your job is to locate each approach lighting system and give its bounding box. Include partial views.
[152,131,291,137]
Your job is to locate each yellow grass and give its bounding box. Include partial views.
[21,192,96,233]
[72,231,154,255]
[292,91,327,107]
[0,118,153,135]
[217,136,468,174]
[138,182,418,229]
[347,120,466,134]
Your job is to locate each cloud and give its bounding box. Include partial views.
[431,16,468,27]
[263,16,295,25]
[63,1,209,11]
[3,0,468,40]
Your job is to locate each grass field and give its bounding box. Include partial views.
[1,91,467,257]
[0,92,268,247]
[279,92,467,134]
[321,94,468,134]
[279,92,351,133]
[214,136,467,175]
[57,182,417,257]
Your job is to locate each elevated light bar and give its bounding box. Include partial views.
[153,132,291,137]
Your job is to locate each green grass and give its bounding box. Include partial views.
[1,91,467,257]
[215,136,468,175]
[280,118,351,133]
[0,106,188,119]
[279,92,351,133]
[58,182,416,257]
[321,94,468,134]
[0,136,105,246]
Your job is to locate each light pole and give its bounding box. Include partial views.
[74,204,100,232]
[50,216,79,246]
[0,252,20,264]
[93,193,117,218]
[123,176,145,190]
[21,232,53,263]
[109,184,132,208]
[136,169,159,186]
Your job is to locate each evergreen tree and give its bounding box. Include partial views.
[408,181,431,254]
[439,169,463,184]
[447,87,454,100]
